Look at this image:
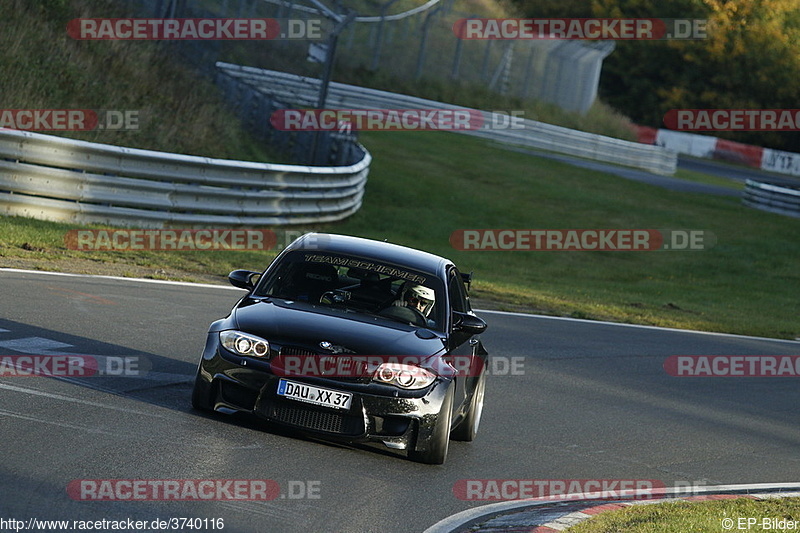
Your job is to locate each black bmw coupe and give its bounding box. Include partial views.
[191,233,488,464]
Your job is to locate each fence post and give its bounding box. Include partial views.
[415,5,443,80]
[371,0,401,71]
[521,44,537,100]
[451,32,464,79]
[480,40,493,80]
[310,6,357,163]
[489,42,513,94]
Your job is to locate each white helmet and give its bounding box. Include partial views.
[405,284,435,317]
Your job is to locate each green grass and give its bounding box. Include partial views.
[320,130,800,339]
[3,130,799,339]
[565,497,800,533]
[0,0,289,163]
[2,0,798,340]
[0,216,276,283]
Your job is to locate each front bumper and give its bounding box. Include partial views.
[194,334,451,453]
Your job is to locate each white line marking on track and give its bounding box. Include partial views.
[423,483,800,533]
[0,382,164,417]
[0,268,242,290]
[0,408,140,436]
[475,309,800,344]
[0,336,74,355]
[3,268,796,344]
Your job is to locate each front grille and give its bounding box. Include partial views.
[268,403,363,435]
[280,346,317,356]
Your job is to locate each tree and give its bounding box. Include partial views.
[596,0,800,150]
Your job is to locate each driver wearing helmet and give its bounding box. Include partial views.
[393,283,436,324]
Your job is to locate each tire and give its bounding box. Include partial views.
[451,369,486,442]
[408,384,454,465]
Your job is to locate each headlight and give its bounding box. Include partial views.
[372,363,435,389]
[220,330,270,357]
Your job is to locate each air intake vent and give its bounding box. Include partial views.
[269,403,363,435]
[280,346,317,357]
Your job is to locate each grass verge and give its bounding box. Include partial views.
[1,1,797,339]
[329,130,799,339]
[565,497,800,532]
[2,130,798,340]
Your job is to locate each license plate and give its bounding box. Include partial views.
[277,379,352,410]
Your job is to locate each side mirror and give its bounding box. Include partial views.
[228,270,260,291]
[453,311,487,335]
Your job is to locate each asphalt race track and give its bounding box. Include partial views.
[1,269,798,532]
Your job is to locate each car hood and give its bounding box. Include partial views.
[232,298,447,357]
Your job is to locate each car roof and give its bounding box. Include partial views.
[287,233,452,276]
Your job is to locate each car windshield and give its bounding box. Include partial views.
[255,251,445,330]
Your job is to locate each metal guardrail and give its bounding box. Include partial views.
[743,179,800,218]
[0,129,370,228]
[217,62,678,176]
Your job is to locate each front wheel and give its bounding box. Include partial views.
[408,385,454,465]
[451,369,486,442]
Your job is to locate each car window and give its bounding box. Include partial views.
[448,268,469,314]
[256,251,445,330]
